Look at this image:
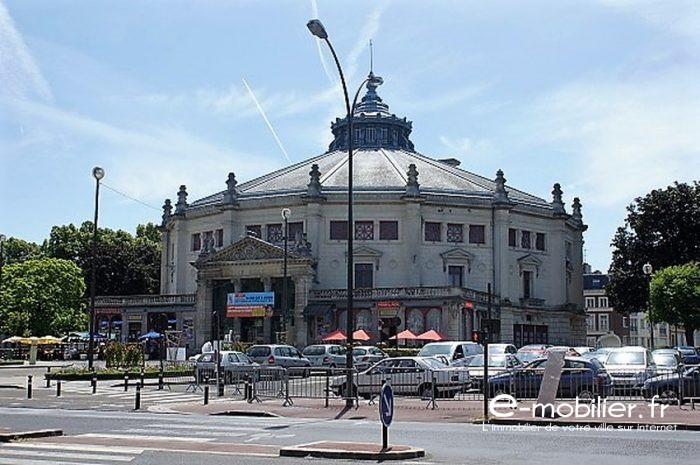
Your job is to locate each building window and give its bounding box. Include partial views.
[366,127,376,143]
[246,225,261,238]
[354,263,374,288]
[355,221,374,240]
[598,314,609,332]
[565,241,572,260]
[330,221,348,240]
[587,315,595,331]
[508,228,517,247]
[216,229,224,247]
[426,308,441,332]
[521,231,531,249]
[448,265,464,287]
[469,225,485,244]
[535,233,546,251]
[379,221,398,240]
[523,271,533,299]
[406,309,424,334]
[424,222,441,242]
[288,222,304,241]
[659,324,667,336]
[267,224,283,243]
[446,223,463,243]
[622,317,628,328]
[599,297,608,308]
[203,231,213,248]
[585,297,596,309]
[191,233,201,251]
[513,324,548,347]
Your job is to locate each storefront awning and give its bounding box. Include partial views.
[303,303,334,317]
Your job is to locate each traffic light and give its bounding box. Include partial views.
[471,330,482,343]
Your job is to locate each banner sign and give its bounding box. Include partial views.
[463,301,474,309]
[227,292,274,318]
[377,300,401,309]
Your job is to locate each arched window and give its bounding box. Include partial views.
[426,308,441,332]
[337,311,347,331]
[406,309,424,334]
[356,310,372,331]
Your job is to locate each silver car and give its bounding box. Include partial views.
[302,344,348,368]
[195,351,258,383]
[604,347,657,392]
[331,356,470,399]
[352,346,388,370]
[246,344,311,370]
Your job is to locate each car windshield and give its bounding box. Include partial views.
[418,344,452,356]
[653,354,677,367]
[302,346,326,356]
[421,357,449,369]
[516,353,540,364]
[606,351,645,365]
[352,348,367,356]
[468,355,508,367]
[247,346,271,357]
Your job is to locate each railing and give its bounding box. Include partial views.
[95,294,196,307]
[310,286,496,304]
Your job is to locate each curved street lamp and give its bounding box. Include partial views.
[642,262,654,350]
[307,19,383,406]
[281,208,291,342]
[87,166,105,370]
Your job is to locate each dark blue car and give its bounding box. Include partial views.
[641,365,700,404]
[488,356,613,400]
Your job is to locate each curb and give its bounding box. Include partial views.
[280,441,425,461]
[0,429,63,442]
[481,419,700,431]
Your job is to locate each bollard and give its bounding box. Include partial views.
[27,375,33,399]
[204,385,209,405]
[218,380,224,397]
[244,381,251,401]
[134,383,141,410]
[158,371,164,390]
[46,367,51,388]
[56,380,61,397]
[140,369,145,387]
[325,374,330,408]
[124,374,129,392]
[91,376,97,394]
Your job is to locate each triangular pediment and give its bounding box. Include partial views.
[517,253,542,267]
[353,245,383,258]
[440,248,474,261]
[196,236,308,266]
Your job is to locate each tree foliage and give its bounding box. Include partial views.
[607,182,700,314]
[0,258,87,336]
[650,263,700,346]
[2,237,43,265]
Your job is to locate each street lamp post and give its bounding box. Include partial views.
[281,208,291,343]
[642,262,654,350]
[0,234,6,290]
[87,166,105,371]
[307,19,383,406]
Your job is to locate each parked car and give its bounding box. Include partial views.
[331,356,470,399]
[516,344,552,357]
[417,341,483,363]
[574,346,595,354]
[603,346,657,393]
[674,346,700,365]
[488,356,613,400]
[451,353,522,390]
[515,352,541,365]
[652,349,681,374]
[581,347,614,363]
[545,346,581,357]
[488,344,518,354]
[641,365,700,404]
[246,344,311,371]
[195,351,258,383]
[352,346,388,370]
[302,344,348,368]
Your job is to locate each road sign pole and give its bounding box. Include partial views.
[382,424,388,450]
[379,381,393,451]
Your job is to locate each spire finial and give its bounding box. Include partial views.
[369,39,374,74]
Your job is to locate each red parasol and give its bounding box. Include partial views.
[352,329,371,341]
[389,329,419,341]
[322,330,347,341]
[416,330,445,341]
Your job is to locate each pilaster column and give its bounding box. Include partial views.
[493,208,511,300]
[305,202,323,257]
[403,202,422,286]
[292,275,310,347]
[231,278,242,337]
[194,279,213,350]
[261,277,272,343]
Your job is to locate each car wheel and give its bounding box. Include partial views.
[577,387,595,403]
[659,387,679,404]
[418,383,436,399]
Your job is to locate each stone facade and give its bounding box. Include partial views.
[156,74,588,351]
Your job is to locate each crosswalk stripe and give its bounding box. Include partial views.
[143,423,267,432]
[0,458,112,465]
[0,448,134,462]
[3,443,145,454]
[122,428,246,437]
[78,433,215,442]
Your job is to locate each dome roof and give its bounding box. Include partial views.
[188,75,549,209]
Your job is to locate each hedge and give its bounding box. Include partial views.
[46,365,193,381]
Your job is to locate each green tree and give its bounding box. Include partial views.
[2,237,44,265]
[650,263,700,346]
[45,222,161,296]
[0,258,87,336]
[607,182,700,314]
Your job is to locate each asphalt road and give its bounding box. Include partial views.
[0,406,697,465]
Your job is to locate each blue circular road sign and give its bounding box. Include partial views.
[380,383,394,427]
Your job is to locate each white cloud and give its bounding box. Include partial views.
[346,1,391,81]
[0,2,52,102]
[598,0,700,41]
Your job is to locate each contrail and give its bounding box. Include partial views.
[310,0,336,85]
[242,78,292,164]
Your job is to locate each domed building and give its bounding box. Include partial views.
[151,73,587,350]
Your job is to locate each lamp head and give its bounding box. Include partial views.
[92,166,105,181]
[307,19,328,39]
[281,208,291,220]
[642,263,653,275]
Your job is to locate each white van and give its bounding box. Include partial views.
[418,341,483,363]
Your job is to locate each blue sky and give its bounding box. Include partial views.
[1,0,698,272]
